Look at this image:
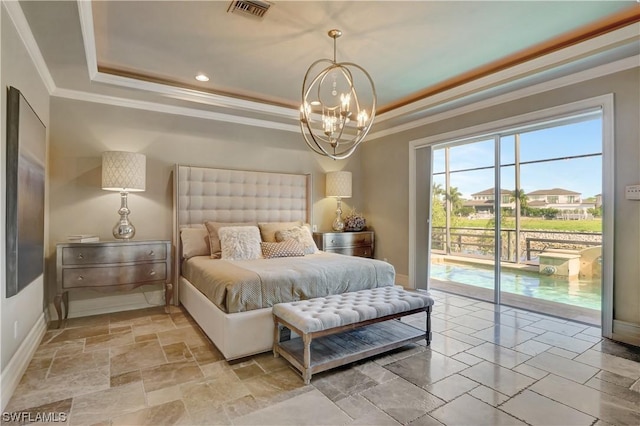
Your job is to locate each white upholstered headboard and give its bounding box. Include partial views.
[172,164,312,303]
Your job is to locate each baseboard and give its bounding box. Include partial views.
[1,313,47,411]
[396,274,410,288]
[47,289,165,321]
[612,320,640,347]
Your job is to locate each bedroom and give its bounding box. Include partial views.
[1,1,639,424]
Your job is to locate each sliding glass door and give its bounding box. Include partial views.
[427,111,603,323]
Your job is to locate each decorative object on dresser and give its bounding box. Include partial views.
[325,171,352,232]
[67,234,99,243]
[313,230,374,258]
[101,151,146,239]
[344,209,366,232]
[299,29,377,160]
[55,240,171,328]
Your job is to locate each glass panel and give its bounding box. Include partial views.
[518,118,602,163]
[500,122,602,325]
[449,139,495,171]
[430,140,495,304]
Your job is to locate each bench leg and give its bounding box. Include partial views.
[303,333,312,385]
[273,316,280,358]
[425,305,432,346]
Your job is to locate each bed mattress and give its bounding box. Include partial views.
[182,252,395,313]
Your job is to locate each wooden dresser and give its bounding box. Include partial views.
[55,240,172,328]
[313,231,374,258]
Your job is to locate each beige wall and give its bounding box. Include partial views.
[1,7,50,371]
[47,98,365,311]
[362,68,640,327]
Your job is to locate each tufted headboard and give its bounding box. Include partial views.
[172,165,312,303]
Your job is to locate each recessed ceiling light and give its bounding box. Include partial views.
[195,73,209,82]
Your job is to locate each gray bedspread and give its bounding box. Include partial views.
[182,252,395,313]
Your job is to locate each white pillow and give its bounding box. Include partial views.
[218,226,262,261]
[275,225,319,254]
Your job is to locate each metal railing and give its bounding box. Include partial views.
[432,226,602,263]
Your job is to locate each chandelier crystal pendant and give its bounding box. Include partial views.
[300,29,377,160]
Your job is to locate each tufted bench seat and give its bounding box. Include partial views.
[272,286,434,384]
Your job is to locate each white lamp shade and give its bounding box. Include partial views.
[101,151,146,192]
[326,171,352,198]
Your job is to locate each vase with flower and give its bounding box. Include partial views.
[344,209,366,232]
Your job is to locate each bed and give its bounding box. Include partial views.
[173,165,395,360]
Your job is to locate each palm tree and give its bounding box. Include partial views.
[447,186,464,215]
[510,189,528,215]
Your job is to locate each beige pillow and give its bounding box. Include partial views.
[275,225,318,255]
[218,226,262,261]
[180,227,210,259]
[258,221,303,243]
[205,221,257,258]
[261,240,305,259]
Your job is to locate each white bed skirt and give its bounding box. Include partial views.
[179,276,275,360]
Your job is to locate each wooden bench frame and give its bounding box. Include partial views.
[273,305,432,384]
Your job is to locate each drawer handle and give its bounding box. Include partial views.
[330,239,335,244]
[149,270,156,276]
[77,253,84,259]
[148,250,155,256]
[77,275,84,281]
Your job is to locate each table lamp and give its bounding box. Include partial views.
[326,171,352,232]
[101,151,146,239]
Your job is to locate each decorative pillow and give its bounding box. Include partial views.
[180,227,210,259]
[218,226,262,261]
[275,225,318,255]
[205,221,257,258]
[258,221,303,243]
[261,240,305,259]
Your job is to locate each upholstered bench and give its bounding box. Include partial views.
[272,286,434,384]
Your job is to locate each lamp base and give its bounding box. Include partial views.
[113,192,136,239]
[331,198,345,232]
[113,221,135,239]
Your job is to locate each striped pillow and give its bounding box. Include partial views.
[260,240,305,259]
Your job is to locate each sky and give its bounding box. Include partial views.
[432,117,603,199]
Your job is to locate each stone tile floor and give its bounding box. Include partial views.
[4,289,640,425]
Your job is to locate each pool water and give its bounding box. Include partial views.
[430,263,601,311]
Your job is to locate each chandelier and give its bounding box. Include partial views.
[300,29,377,160]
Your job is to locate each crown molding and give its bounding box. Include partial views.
[91,71,298,119]
[3,0,56,94]
[368,55,639,142]
[51,87,300,133]
[51,88,300,132]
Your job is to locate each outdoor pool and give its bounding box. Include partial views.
[430,262,601,310]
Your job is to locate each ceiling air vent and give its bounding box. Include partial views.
[227,0,272,18]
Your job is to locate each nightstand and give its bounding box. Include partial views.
[313,231,374,258]
[55,240,172,328]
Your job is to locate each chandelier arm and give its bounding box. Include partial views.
[301,113,345,155]
[300,123,333,157]
[338,62,378,121]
